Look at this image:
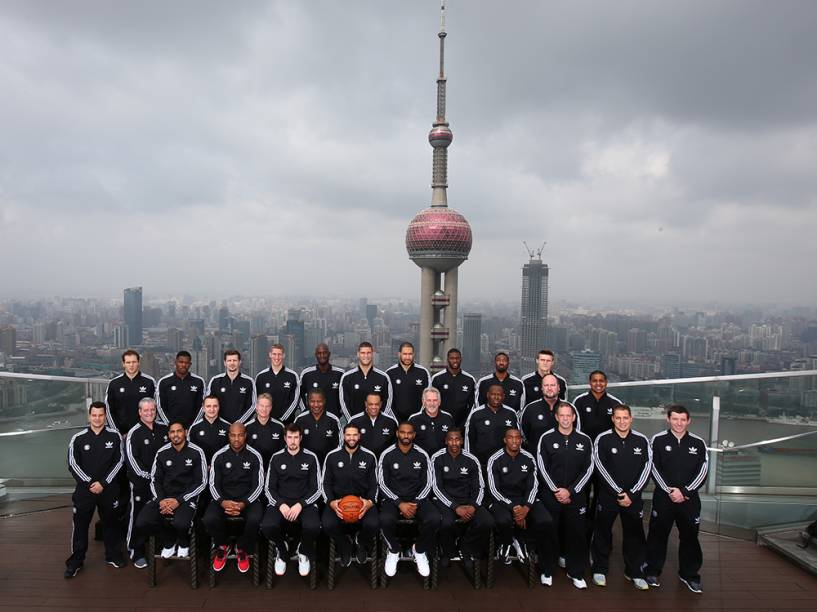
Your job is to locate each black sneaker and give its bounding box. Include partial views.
[339,545,352,568]
[646,575,660,587]
[680,576,702,593]
[106,557,127,569]
[354,537,369,565]
[64,565,82,579]
[462,556,475,574]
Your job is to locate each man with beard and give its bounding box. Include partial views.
[378,422,440,578]
[431,348,476,428]
[322,424,380,566]
[386,342,431,423]
[132,421,207,562]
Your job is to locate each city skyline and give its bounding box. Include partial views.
[1,2,817,304]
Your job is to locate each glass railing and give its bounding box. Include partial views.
[0,372,108,483]
[2,369,816,531]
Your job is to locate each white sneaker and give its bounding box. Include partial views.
[571,577,588,589]
[160,545,176,559]
[298,554,310,577]
[176,546,189,559]
[540,574,553,586]
[384,551,399,577]
[558,556,566,569]
[633,577,649,591]
[414,547,430,578]
[593,573,606,587]
[274,555,287,576]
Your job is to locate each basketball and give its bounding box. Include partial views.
[339,495,364,523]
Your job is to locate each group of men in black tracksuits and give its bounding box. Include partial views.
[67,344,708,594]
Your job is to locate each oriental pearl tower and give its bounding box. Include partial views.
[406,1,472,371]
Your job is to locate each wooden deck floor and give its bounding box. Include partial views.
[2,494,817,611]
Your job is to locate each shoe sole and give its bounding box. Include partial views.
[679,577,702,593]
[64,567,82,579]
[106,561,125,569]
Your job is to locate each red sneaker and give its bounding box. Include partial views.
[212,545,229,572]
[236,548,250,574]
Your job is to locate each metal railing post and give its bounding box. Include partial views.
[707,392,720,495]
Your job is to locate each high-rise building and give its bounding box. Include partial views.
[520,248,549,372]
[250,335,268,377]
[0,326,16,356]
[570,349,601,385]
[462,313,482,376]
[123,286,143,345]
[285,309,306,368]
[406,2,472,371]
[366,304,378,332]
[167,327,183,353]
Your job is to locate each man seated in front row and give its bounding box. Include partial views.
[378,422,441,579]
[204,422,265,574]
[261,423,323,578]
[431,428,493,568]
[487,428,554,585]
[322,424,380,566]
[132,421,207,564]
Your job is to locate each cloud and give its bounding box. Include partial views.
[0,0,816,305]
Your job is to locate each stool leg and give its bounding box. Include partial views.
[370,537,379,590]
[379,533,387,588]
[148,535,156,587]
[265,539,274,590]
[190,530,198,590]
[327,538,336,590]
[527,550,536,589]
[208,541,216,589]
[486,532,495,589]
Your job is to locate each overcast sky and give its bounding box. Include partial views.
[1,0,816,306]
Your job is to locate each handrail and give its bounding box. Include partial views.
[710,428,817,453]
[568,369,817,392]
[0,371,109,384]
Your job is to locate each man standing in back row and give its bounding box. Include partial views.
[386,342,430,423]
[340,342,393,421]
[207,350,256,424]
[299,343,345,419]
[156,351,205,430]
[431,348,476,428]
[521,349,566,407]
[255,343,301,424]
[476,352,526,413]
[106,349,160,435]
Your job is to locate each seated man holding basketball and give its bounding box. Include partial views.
[377,421,441,578]
[260,423,323,577]
[322,423,379,566]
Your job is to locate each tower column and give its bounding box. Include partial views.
[443,266,458,357]
[419,267,436,367]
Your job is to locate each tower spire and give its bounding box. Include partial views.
[429,0,452,207]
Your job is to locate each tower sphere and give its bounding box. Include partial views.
[428,125,453,148]
[406,206,472,272]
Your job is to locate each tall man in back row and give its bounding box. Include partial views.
[299,343,345,419]
[157,351,205,429]
[386,342,430,423]
[206,349,256,424]
[645,405,709,593]
[106,349,160,435]
[521,349,566,406]
[255,343,301,424]
[340,342,393,421]
[476,352,526,413]
[431,348,476,428]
